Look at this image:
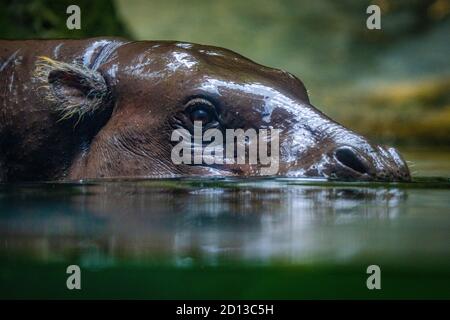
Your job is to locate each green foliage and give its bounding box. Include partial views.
[0,0,130,39]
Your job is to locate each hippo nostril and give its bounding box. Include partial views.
[335,147,369,175]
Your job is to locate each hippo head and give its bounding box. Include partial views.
[43,41,410,181]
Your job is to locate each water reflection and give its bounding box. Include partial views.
[0,179,449,266]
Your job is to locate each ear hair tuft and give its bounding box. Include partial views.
[34,56,109,122]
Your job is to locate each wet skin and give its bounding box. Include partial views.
[0,38,410,182]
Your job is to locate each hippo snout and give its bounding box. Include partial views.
[279,99,410,182]
[330,145,411,181]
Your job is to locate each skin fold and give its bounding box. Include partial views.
[0,37,410,182]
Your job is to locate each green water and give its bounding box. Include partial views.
[0,150,449,299]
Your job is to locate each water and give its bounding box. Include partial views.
[0,150,449,299]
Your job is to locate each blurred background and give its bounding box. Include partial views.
[1,0,449,149]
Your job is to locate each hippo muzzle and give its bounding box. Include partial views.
[271,98,411,181]
[0,38,410,182]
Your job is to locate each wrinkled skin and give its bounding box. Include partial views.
[0,37,410,182]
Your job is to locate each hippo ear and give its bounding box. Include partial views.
[35,56,110,121]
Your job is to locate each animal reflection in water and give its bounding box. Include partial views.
[0,181,407,262]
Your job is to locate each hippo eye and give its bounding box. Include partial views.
[185,98,217,126]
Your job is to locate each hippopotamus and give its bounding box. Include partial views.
[0,37,410,182]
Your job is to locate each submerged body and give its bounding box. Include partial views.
[0,38,410,182]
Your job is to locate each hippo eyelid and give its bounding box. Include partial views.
[184,97,215,110]
[183,93,223,110]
